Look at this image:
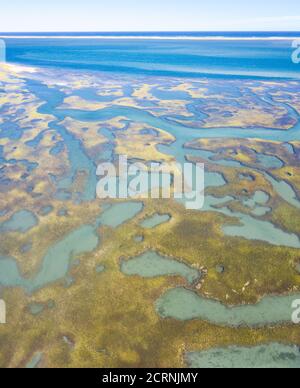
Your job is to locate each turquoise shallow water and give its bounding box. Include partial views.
[26,353,43,369]
[121,251,200,284]
[242,191,271,216]
[0,210,38,233]
[189,193,300,249]
[244,191,269,207]
[0,202,143,292]
[264,173,300,210]
[0,225,99,292]
[39,206,54,216]
[256,154,284,169]
[221,209,300,249]
[28,303,45,316]
[186,343,300,368]
[156,287,300,327]
[96,202,143,228]
[140,214,171,229]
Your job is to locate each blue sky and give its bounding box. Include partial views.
[1,0,300,32]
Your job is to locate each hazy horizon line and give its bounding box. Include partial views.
[1,30,300,33]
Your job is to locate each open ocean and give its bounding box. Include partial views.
[1,31,300,79]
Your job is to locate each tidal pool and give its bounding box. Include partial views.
[50,141,64,156]
[134,235,144,243]
[96,264,105,273]
[221,207,300,249]
[26,353,43,369]
[0,210,38,233]
[141,214,171,229]
[186,343,300,368]
[0,224,99,293]
[200,195,300,248]
[265,174,300,210]
[21,243,32,254]
[0,209,8,217]
[187,148,243,169]
[28,303,44,316]
[156,287,300,327]
[251,207,271,217]
[243,191,269,207]
[57,208,68,217]
[97,202,143,228]
[239,173,255,182]
[39,206,54,216]
[121,251,200,284]
[242,191,271,216]
[256,153,284,169]
[0,202,144,293]
[283,143,295,154]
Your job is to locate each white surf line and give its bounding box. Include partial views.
[0,63,37,73]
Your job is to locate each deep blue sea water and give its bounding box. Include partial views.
[1,32,300,79]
